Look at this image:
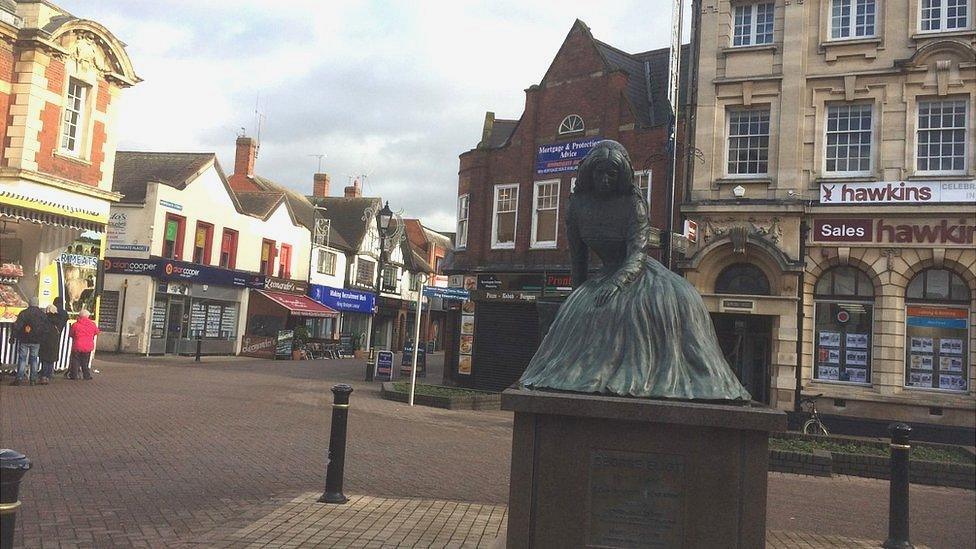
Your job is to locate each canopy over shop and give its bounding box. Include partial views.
[242,290,339,358]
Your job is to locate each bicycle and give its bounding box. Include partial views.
[800,394,829,436]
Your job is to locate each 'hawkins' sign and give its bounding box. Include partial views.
[813,218,976,244]
[819,180,976,204]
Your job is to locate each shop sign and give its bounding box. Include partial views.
[309,284,375,314]
[477,273,545,292]
[536,136,603,174]
[264,276,308,294]
[275,330,294,359]
[401,343,427,378]
[544,274,573,293]
[241,335,275,358]
[376,350,394,381]
[159,199,183,211]
[683,220,698,244]
[722,299,754,311]
[104,257,265,288]
[423,287,470,301]
[906,306,968,330]
[483,291,538,303]
[106,211,149,252]
[819,180,976,204]
[812,218,976,245]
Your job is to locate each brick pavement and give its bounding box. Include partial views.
[1,354,973,548]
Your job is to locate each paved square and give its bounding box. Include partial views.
[1,354,973,548]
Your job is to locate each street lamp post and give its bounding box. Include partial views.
[364,202,393,380]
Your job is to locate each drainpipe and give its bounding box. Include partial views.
[794,220,810,412]
[116,279,128,352]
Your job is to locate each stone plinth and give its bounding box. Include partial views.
[503,388,787,549]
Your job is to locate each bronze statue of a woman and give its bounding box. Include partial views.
[519,140,751,401]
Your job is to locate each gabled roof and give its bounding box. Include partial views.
[112,151,224,204]
[402,239,433,274]
[315,196,382,252]
[244,175,315,230]
[235,191,285,219]
[485,119,518,148]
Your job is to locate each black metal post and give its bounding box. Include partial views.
[0,449,31,549]
[883,423,913,549]
[195,335,202,362]
[319,384,353,504]
[364,348,375,382]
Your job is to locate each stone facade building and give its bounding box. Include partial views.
[682,0,975,434]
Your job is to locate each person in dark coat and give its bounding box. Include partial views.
[10,297,51,386]
[38,299,68,384]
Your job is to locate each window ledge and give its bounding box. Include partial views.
[530,243,558,250]
[912,29,976,41]
[819,37,883,61]
[815,175,878,183]
[53,150,92,166]
[722,44,777,55]
[907,173,974,181]
[491,244,515,250]
[715,177,773,185]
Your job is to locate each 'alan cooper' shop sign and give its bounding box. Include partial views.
[819,180,976,204]
[813,218,976,244]
[535,137,603,174]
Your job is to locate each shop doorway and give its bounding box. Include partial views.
[165,299,185,354]
[711,313,772,404]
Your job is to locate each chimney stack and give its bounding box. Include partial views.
[313,173,330,197]
[234,136,257,178]
[343,178,362,198]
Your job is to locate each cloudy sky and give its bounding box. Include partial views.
[63,0,689,231]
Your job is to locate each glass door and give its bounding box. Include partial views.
[165,299,185,354]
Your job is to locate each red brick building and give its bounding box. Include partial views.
[445,20,684,390]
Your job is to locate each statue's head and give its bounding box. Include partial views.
[574,140,635,197]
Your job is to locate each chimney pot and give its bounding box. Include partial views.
[234,137,257,178]
[343,178,362,198]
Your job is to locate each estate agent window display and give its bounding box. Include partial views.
[904,269,971,392]
[813,266,875,385]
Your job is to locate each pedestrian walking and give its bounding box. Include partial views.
[9,297,51,386]
[38,299,68,385]
[68,309,99,381]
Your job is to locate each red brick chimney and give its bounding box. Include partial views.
[313,173,330,197]
[343,178,362,198]
[228,137,259,191]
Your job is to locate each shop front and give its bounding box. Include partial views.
[1,186,110,371]
[103,257,264,355]
[242,289,338,359]
[804,212,976,430]
[308,284,376,356]
[445,271,574,391]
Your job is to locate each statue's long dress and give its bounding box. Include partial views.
[519,192,751,401]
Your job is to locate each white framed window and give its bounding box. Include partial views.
[531,180,559,249]
[916,99,968,174]
[633,170,652,207]
[825,103,873,175]
[830,0,877,39]
[558,114,585,135]
[732,3,774,46]
[920,0,970,32]
[727,108,770,176]
[60,79,90,155]
[456,194,469,249]
[316,249,337,275]
[491,184,518,249]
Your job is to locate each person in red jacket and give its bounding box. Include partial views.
[68,309,100,380]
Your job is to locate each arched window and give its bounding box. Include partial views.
[813,266,875,385]
[904,269,970,392]
[715,263,771,295]
[558,114,584,135]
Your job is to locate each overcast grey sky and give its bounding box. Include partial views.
[64,1,688,231]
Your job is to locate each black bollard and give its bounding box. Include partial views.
[319,384,353,504]
[364,348,374,382]
[882,423,913,549]
[195,335,202,362]
[0,449,31,549]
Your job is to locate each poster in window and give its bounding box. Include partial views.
[458,355,472,375]
[910,354,934,371]
[818,331,841,347]
[938,338,963,356]
[151,303,166,339]
[938,374,966,391]
[221,305,237,336]
[845,350,868,366]
[817,365,839,380]
[846,368,867,384]
[461,314,475,335]
[206,305,222,338]
[460,335,473,354]
[845,333,869,349]
[908,372,933,388]
[910,337,934,353]
[940,356,963,373]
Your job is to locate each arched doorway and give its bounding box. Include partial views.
[712,263,773,403]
